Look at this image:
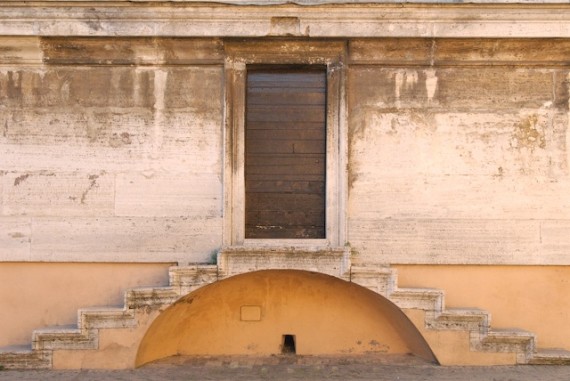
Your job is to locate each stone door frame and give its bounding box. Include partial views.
[222,39,348,249]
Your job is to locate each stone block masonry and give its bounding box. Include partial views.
[0,38,225,264]
[346,39,570,265]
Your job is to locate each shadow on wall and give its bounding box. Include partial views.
[136,269,437,366]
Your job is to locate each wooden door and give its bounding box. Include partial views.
[245,66,326,239]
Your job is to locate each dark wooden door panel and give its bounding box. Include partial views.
[247,74,325,88]
[246,193,326,212]
[247,105,326,123]
[246,121,324,130]
[245,226,326,239]
[246,140,325,154]
[245,67,326,239]
[248,91,326,105]
[246,159,325,176]
[246,210,325,226]
[246,180,325,194]
[247,129,325,140]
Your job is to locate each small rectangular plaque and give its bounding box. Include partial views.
[240,305,262,321]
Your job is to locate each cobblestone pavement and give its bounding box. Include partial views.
[2,355,570,381]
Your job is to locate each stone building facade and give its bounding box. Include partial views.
[1,0,570,369]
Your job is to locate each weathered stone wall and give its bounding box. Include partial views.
[2,37,570,266]
[0,38,224,263]
[348,39,570,265]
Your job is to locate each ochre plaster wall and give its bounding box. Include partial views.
[0,262,170,347]
[395,265,570,350]
[136,270,436,366]
[53,310,161,370]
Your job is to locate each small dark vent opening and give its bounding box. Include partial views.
[281,334,296,355]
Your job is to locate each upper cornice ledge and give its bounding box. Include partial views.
[1,2,570,38]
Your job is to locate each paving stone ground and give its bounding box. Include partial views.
[2,355,570,381]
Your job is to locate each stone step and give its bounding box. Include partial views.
[390,288,445,311]
[482,329,535,347]
[530,348,570,365]
[0,345,51,370]
[349,265,397,297]
[32,325,97,351]
[79,307,136,329]
[169,265,218,294]
[476,328,536,363]
[125,286,179,308]
[427,308,490,332]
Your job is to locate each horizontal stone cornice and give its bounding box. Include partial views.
[1,3,570,38]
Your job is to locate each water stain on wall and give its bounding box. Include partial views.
[511,114,546,151]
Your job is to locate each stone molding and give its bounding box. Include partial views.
[2,3,570,38]
[4,37,570,67]
[218,247,352,278]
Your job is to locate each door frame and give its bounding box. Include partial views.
[222,39,347,249]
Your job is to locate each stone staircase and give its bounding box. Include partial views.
[0,265,218,370]
[349,265,570,366]
[1,248,569,369]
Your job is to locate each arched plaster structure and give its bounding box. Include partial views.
[136,270,437,366]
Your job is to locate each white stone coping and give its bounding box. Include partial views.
[2,3,570,38]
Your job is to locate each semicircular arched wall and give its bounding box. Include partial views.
[136,269,437,366]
